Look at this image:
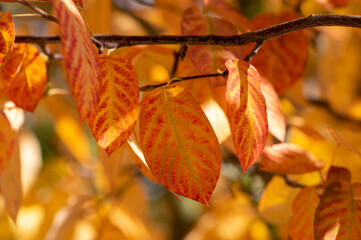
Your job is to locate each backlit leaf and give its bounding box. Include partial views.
[260,78,286,142]
[247,11,308,94]
[314,181,361,239]
[4,44,46,112]
[289,187,320,240]
[181,6,242,86]
[260,143,325,174]
[53,0,101,121]
[139,85,222,204]
[0,112,15,175]
[0,11,14,63]
[258,175,300,225]
[225,59,268,172]
[88,53,139,155]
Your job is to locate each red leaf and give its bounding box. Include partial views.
[260,143,325,174]
[225,59,268,172]
[0,11,14,63]
[139,85,222,204]
[4,44,47,111]
[247,11,308,94]
[53,0,100,121]
[314,181,361,239]
[88,52,139,155]
[181,6,242,86]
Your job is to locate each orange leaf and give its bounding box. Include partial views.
[247,11,308,94]
[203,0,249,31]
[0,0,82,7]
[88,53,139,155]
[0,112,15,176]
[225,59,268,172]
[53,0,100,121]
[0,11,14,63]
[181,6,242,86]
[139,85,222,204]
[260,143,325,174]
[261,78,286,142]
[4,44,46,111]
[314,181,361,239]
[289,187,320,240]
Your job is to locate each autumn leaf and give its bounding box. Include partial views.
[225,59,268,172]
[314,174,361,239]
[0,112,15,176]
[260,78,286,142]
[88,53,139,155]
[0,137,21,224]
[289,187,320,240]
[3,44,47,111]
[53,0,101,121]
[260,143,325,174]
[139,85,221,204]
[181,6,242,86]
[325,166,352,185]
[247,11,308,94]
[0,11,14,63]
[0,0,83,7]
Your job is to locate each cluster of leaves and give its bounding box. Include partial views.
[1,0,361,239]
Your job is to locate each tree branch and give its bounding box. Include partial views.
[14,14,361,48]
[14,0,58,23]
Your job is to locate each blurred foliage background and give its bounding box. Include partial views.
[1,0,361,239]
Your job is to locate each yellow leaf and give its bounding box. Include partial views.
[88,53,139,155]
[139,85,222,204]
[258,175,300,225]
[55,116,92,165]
[53,0,101,121]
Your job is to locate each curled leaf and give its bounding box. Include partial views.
[225,59,268,172]
[260,143,325,174]
[140,85,222,204]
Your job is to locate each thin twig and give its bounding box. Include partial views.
[15,14,361,48]
[139,73,223,91]
[170,45,187,78]
[244,41,263,62]
[14,0,58,23]
[281,175,307,188]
